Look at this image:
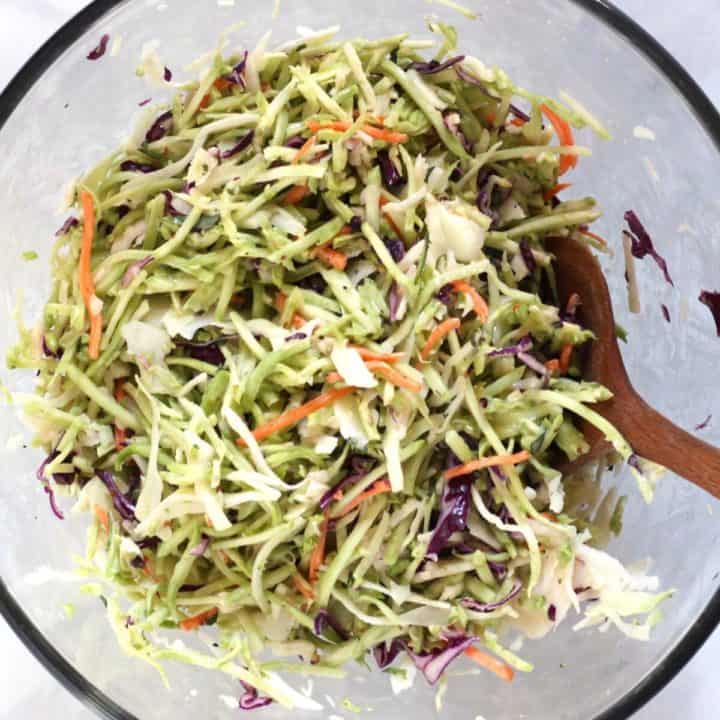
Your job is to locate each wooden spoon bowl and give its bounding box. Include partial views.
[545,235,720,498]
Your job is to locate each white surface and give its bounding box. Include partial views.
[0,1,718,718]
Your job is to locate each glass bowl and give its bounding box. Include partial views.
[1,1,719,718]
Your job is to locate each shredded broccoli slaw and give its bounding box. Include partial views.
[9,22,672,709]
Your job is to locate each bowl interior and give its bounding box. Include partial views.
[1,1,719,719]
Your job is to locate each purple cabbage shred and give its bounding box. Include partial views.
[407,55,465,75]
[349,215,363,233]
[695,415,712,431]
[175,336,237,366]
[121,255,154,288]
[221,130,254,159]
[487,335,533,358]
[314,609,349,640]
[436,284,453,306]
[44,485,64,520]
[426,477,472,556]
[373,639,404,669]
[460,580,523,613]
[163,66,172,82]
[404,632,476,685]
[145,111,173,143]
[508,104,530,122]
[284,135,306,149]
[548,603,557,621]
[383,237,405,263]
[56,217,78,236]
[699,290,720,336]
[42,337,63,360]
[120,160,156,174]
[138,97,151,107]
[238,681,273,711]
[189,536,210,557]
[284,332,307,342]
[624,210,673,286]
[661,304,671,323]
[97,470,137,521]
[378,150,404,188]
[227,51,249,88]
[87,34,110,61]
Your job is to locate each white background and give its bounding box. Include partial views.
[0,1,718,718]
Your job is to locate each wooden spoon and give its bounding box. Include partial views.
[545,235,720,498]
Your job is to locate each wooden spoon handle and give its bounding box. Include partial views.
[614,395,720,499]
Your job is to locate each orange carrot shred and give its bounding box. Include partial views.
[94,506,110,533]
[309,514,329,584]
[332,479,392,519]
[79,191,103,359]
[509,117,527,127]
[292,573,316,600]
[114,426,127,452]
[199,94,211,110]
[464,646,515,682]
[451,280,489,322]
[312,244,348,271]
[236,386,356,446]
[365,361,422,393]
[559,344,574,374]
[291,313,306,329]
[420,318,461,360]
[180,607,218,632]
[545,359,560,374]
[114,378,127,403]
[275,292,287,312]
[349,347,405,364]
[282,184,310,205]
[444,450,532,481]
[543,183,572,202]
[292,135,317,164]
[306,120,408,144]
[540,104,576,175]
[213,77,234,92]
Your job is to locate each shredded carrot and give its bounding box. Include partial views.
[199,93,211,110]
[213,77,234,92]
[180,607,218,632]
[486,111,497,126]
[114,378,126,403]
[237,386,356,445]
[275,292,287,312]
[306,120,408,144]
[365,361,422,392]
[325,371,343,384]
[282,184,310,205]
[545,359,560,374]
[444,449,532,481]
[464,646,515,682]
[312,244,348,271]
[142,556,160,582]
[332,479,392,518]
[420,318,461,360]
[309,514,329,584]
[337,224,353,237]
[379,195,405,239]
[292,135,317,164]
[543,182,572,202]
[114,426,127,452]
[292,572,316,600]
[94,506,110,533]
[349,347,405,364]
[291,313,306,329]
[509,117,527,127]
[540,104,576,175]
[451,280,489,322]
[578,228,608,248]
[559,343,574,374]
[362,125,409,144]
[79,191,103,360]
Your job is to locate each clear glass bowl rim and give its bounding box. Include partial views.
[1,1,719,718]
